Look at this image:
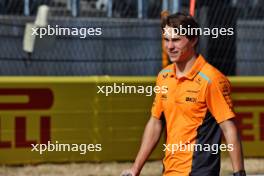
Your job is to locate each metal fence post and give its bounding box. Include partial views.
[138,0,143,18]
[162,0,169,11]
[67,0,72,10]
[172,0,181,13]
[24,0,30,16]
[71,0,80,17]
[107,0,112,17]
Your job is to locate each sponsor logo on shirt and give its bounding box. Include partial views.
[162,73,168,79]
[185,97,197,103]
[161,94,168,100]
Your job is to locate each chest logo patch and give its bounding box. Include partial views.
[162,73,168,79]
[185,97,197,103]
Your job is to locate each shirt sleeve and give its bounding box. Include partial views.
[206,76,235,123]
[151,75,163,119]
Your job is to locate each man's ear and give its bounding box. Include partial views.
[191,37,198,47]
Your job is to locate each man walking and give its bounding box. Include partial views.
[121,13,245,176]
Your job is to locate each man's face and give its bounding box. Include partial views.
[163,25,196,63]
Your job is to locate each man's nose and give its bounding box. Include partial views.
[167,40,174,49]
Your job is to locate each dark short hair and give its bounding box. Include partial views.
[161,12,199,41]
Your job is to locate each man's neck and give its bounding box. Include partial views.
[175,54,197,78]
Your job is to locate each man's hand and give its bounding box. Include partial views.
[120,168,137,176]
[233,170,246,176]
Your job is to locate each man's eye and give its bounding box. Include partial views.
[172,38,180,42]
[164,38,169,41]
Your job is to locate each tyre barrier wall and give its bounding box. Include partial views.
[0,76,263,164]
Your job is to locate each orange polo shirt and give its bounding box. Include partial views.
[151,55,235,176]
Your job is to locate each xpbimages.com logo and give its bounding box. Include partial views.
[31,141,102,155]
[32,25,102,38]
[163,142,233,155]
[163,25,234,38]
[97,83,168,96]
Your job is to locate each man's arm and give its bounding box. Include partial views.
[220,119,245,174]
[121,117,163,176]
